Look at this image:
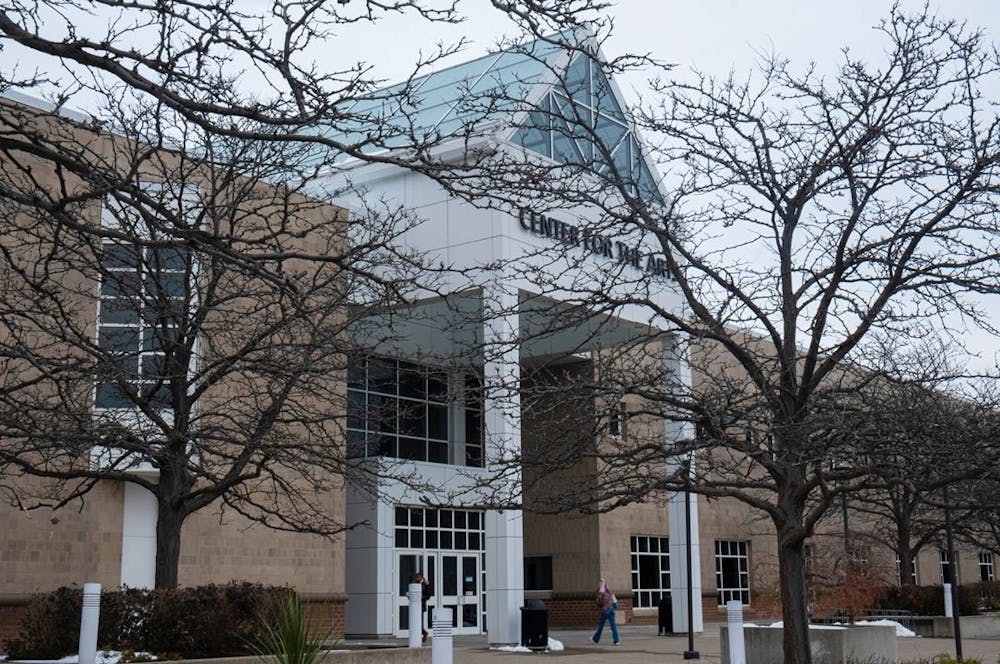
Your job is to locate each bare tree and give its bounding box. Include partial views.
[0,0,608,590]
[831,368,999,589]
[425,8,1000,663]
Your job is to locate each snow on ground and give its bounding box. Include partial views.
[852,619,917,637]
[52,652,156,664]
[490,637,564,653]
[765,621,846,630]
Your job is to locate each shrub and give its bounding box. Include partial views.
[5,582,291,659]
[5,586,83,659]
[975,580,1000,611]
[873,584,979,616]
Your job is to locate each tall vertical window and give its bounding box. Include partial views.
[980,552,995,582]
[630,535,670,608]
[464,373,483,467]
[607,401,628,438]
[96,241,189,409]
[347,357,483,466]
[939,549,960,584]
[715,540,750,605]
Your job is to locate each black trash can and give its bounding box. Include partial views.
[520,599,549,650]
[658,597,673,635]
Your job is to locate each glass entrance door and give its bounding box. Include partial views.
[396,552,435,637]
[437,552,481,634]
[395,551,480,636]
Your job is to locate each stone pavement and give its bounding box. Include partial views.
[413,623,1000,663]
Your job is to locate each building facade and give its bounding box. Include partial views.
[1,32,996,651]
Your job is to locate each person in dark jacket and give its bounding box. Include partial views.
[415,572,433,642]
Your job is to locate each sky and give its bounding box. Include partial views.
[316,0,999,97]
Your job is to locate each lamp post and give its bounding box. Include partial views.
[683,454,699,660]
[943,483,963,661]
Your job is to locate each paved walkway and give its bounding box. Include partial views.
[372,623,1000,663]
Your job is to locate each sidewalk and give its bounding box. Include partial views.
[421,623,999,663]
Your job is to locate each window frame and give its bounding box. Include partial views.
[714,539,751,606]
[630,534,671,609]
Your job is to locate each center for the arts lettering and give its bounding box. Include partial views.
[518,208,670,279]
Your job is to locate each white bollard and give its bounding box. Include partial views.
[407,583,422,648]
[943,583,953,618]
[431,608,453,664]
[78,583,101,664]
[726,600,746,664]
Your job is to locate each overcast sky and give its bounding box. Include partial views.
[325,0,999,99]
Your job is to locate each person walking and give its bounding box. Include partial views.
[592,577,620,645]
[415,572,433,643]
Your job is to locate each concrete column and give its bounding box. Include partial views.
[664,337,704,633]
[482,287,524,645]
[120,482,156,588]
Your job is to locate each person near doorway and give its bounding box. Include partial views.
[415,572,433,642]
[592,577,620,645]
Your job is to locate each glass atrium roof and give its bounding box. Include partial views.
[322,34,664,204]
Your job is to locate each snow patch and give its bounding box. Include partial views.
[853,619,917,637]
[491,645,533,653]
[762,621,845,630]
[489,637,564,653]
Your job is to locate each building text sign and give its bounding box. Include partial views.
[518,209,671,280]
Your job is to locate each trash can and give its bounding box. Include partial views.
[658,597,673,635]
[520,599,549,650]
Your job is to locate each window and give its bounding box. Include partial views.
[980,552,995,582]
[849,544,870,570]
[96,240,190,410]
[464,373,483,467]
[895,554,919,585]
[939,549,960,584]
[607,401,628,438]
[630,535,670,608]
[394,506,484,552]
[510,53,664,205]
[524,556,553,591]
[715,540,750,605]
[348,357,483,466]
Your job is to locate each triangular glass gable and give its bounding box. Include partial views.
[511,52,664,206]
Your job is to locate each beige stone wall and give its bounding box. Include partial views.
[0,482,125,594]
[0,97,347,598]
[179,495,345,593]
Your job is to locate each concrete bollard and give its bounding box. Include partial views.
[431,608,453,664]
[407,583,422,648]
[943,583,953,618]
[79,583,101,664]
[726,600,746,664]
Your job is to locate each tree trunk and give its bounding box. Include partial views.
[777,522,812,664]
[154,502,184,588]
[897,526,915,586]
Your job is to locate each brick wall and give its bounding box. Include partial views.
[544,593,634,628]
[303,595,347,639]
[0,598,29,651]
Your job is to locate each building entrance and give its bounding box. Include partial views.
[392,506,486,637]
